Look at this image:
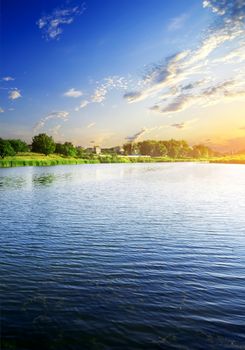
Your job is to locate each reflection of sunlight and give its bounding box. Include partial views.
[95,165,125,181]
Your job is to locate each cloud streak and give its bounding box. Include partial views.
[2,76,14,81]
[64,88,83,98]
[87,122,96,128]
[34,111,69,133]
[126,128,148,143]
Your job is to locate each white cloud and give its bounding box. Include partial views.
[2,76,14,81]
[37,3,86,40]
[203,0,245,22]
[91,76,128,103]
[91,85,108,103]
[64,88,83,98]
[80,100,89,108]
[8,89,21,100]
[34,111,69,133]
[123,0,245,118]
[0,107,4,113]
[76,76,128,110]
[150,77,245,114]
[212,42,245,64]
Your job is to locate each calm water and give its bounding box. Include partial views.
[1,163,245,350]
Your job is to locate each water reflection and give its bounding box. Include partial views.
[0,176,27,189]
[0,170,73,190]
[32,174,56,186]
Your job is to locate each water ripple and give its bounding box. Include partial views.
[1,163,245,350]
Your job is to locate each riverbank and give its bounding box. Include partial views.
[0,152,245,168]
[209,155,245,164]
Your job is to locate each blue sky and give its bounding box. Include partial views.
[0,0,245,150]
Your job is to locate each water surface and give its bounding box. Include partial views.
[1,163,245,349]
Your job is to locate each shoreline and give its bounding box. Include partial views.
[1,154,245,168]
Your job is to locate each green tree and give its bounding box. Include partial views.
[8,139,29,153]
[55,142,77,157]
[0,139,16,158]
[192,144,213,158]
[62,142,77,157]
[167,139,180,158]
[123,143,133,155]
[32,133,55,155]
[76,146,86,158]
[178,140,192,158]
[154,142,167,156]
[55,143,64,154]
[138,141,154,156]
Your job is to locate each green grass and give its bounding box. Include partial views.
[0,153,99,168]
[1,152,245,168]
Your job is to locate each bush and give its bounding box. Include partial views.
[0,139,16,158]
[32,133,55,155]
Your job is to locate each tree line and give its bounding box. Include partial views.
[123,139,215,158]
[0,133,215,159]
[0,134,87,158]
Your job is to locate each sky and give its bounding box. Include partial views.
[0,0,244,151]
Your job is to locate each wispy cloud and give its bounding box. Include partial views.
[37,2,86,40]
[87,122,96,128]
[34,111,69,133]
[159,94,194,114]
[75,76,128,111]
[151,78,245,114]
[2,76,14,81]
[8,89,21,100]
[91,76,128,103]
[167,13,189,31]
[171,119,198,129]
[126,118,198,143]
[125,125,168,143]
[64,88,83,98]
[0,107,4,113]
[126,128,147,143]
[74,100,89,111]
[171,122,186,129]
[123,0,244,117]
[49,124,62,137]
